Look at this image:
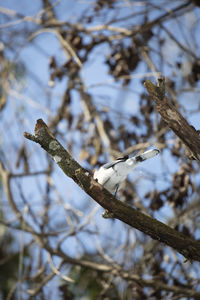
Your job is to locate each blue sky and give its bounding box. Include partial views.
[1,1,200,297]
[1,0,196,234]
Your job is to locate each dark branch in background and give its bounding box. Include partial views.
[144,78,200,160]
[1,137,200,299]
[1,0,200,298]
[24,119,200,262]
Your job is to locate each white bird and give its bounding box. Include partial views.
[93,149,160,196]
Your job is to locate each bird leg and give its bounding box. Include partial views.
[114,184,119,198]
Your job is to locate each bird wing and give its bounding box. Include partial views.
[102,156,129,169]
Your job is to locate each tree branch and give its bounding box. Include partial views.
[144,78,200,160]
[24,119,200,261]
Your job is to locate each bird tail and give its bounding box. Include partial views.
[134,149,160,163]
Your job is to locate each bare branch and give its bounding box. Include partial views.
[24,119,200,261]
[144,78,200,160]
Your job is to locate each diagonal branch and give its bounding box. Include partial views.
[144,78,200,160]
[23,119,200,261]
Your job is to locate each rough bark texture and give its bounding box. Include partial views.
[144,79,200,160]
[24,119,200,262]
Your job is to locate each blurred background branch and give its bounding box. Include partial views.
[1,0,200,299]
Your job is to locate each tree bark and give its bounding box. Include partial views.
[144,78,200,160]
[24,119,200,262]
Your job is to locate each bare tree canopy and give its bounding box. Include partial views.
[1,0,200,299]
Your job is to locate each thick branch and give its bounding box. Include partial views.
[24,119,200,261]
[1,157,200,296]
[144,79,200,160]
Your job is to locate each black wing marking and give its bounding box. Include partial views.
[116,155,129,161]
[103,155,129,169]
[135,155,145,162]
